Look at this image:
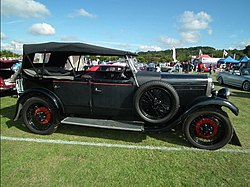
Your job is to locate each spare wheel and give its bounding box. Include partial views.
[134,80,180,124]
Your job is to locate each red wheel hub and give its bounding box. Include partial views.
[34,107,52,125]
[195,118,218,139]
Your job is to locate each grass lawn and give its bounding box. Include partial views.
[1,73,250,186]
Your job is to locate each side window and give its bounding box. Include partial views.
[33,53,51,64]
[64,55,86,71]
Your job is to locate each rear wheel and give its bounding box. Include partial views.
[183,108,233,150]
[22,97,59,135]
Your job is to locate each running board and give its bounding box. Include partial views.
[61,117,144,132]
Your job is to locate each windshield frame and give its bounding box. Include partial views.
[126,56,139,87]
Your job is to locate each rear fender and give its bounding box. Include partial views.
[13,88,64,121]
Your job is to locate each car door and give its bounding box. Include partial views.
[53,78,91,114]
[223,72,232,85]
[91,78,136,118]
[227,71,241,87]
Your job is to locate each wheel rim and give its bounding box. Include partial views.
[243,82,250,91]
[218,77,222,84]
[189,114,225,145]
[195,118,218,139]
[34,107,52,124]
[27,104,53,131]
[139,87,172,120]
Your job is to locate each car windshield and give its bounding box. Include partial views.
[241,68,250,75]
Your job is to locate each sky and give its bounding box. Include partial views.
[1,0,250,54]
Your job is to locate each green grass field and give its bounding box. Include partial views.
[1,74,250,186]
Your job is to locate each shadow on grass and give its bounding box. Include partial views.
[56,123,189,146]
[148,126,189,147]
[1,102,189,147]
[0,90,17,97]
[230,91,250,98]
[1,104,29,133]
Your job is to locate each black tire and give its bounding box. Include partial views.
[217,76,223,85]
[183,108,233,150]
[242,81,250,91]
[22,97,59,135]
[134,81,180,124]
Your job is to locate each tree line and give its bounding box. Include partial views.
[137,45,250,63]
[0,50,20,58]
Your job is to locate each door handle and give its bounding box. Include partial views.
[95,88,102,93]
[54,85,60,89]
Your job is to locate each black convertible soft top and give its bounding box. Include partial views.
[23,42,136,56]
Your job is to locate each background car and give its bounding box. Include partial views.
[146,62,156,71]
[217,68,250,91]
[0,59,20,94]
[0,77,16,92]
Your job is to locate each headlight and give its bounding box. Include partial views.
[211,82,215,90]
[217,88,230,99]
[206,77,213,96]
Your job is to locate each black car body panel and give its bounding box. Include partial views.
[136,71,161,85]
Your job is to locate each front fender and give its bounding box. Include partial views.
[182,96,241,146]
[182,96,239,120]
[13,88,64,121]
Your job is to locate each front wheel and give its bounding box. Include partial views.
[242,81,250,91]
[183,108,233,150]
[22,97,59,135]
[217,76,223,85]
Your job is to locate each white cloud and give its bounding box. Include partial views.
[139,45,162,52]
[28,23,56,35]
[208,29,213,35]
[235,41,250,49]
[1,40,23,53]
[159,11,212,48]
[180,31,199,43]
[2,0,50,18]
[180,11,212,32]
[76,40,160,52]
[159,36,181,47]
[90,40,139,52]
[2,20,25,25]
[179,11,212,44]
[1,32,7,39]
[60,35,77,41]
[68,8,96,18]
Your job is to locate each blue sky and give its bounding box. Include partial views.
[1,0,250,54]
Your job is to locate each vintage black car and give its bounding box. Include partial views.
[14,42,240,150]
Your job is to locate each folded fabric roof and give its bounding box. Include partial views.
[23,42,137,56]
